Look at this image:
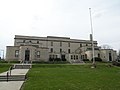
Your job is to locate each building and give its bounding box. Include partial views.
[6,35,117,63]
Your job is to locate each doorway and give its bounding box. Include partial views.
[109,53,112,61]
[61,54,66,61]
[25,50,30,61]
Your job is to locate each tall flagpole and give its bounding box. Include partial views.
[89,8,95,68]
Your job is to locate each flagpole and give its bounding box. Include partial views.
[89,8,96,68]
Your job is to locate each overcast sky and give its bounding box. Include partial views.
[0,0,120,56]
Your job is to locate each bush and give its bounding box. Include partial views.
[9,61,20,63]
[0,60,8,63]
[32,61,48,64]
[83,59,89,61]
[54,58,61,61]
[49,58,66,62]
[112,61,120,67]
[91,57,102,62]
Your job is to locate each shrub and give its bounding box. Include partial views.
[91,57,102,62]
[83,59,89,61]
[112,61,120,67]
[0,60,8,63]
[9,61,20,63]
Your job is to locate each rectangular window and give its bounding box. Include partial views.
[37,51,40,58]
[60,49,62,53]
[51,42,53,46]
[74,55,76,60]
[71,55,73,59]
[80,44,82,47]
[55,55,57,58]
[60,42,62,47]
[76,55,78,59]
[37,41,39,44]
[49,55,52,58]
[15,50,19,57]
[86,44,88,46]
[68,43,70,47]
[68,49,70,53]
[50,48,53,53]
[23,40,25,43]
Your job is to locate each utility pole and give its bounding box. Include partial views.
[89,8,96,68]
[0,50,4,60]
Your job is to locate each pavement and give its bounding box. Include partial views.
[0,69,29,90]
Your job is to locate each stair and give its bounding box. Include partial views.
[14,64,32,69]
[0,75,26,82]
[71,60,85,64]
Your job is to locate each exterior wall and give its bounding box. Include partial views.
[85,50,100,60]
[6,45,49,62]
[100,49,117,62]
[6,46,19,61]
[36,48,49,62]
[6,35,117,62]
[19,46,36,61]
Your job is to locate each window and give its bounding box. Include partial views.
[37,41,39,44]
[29,40,32,43]
[68,43,70,47]
[74,55,76,60]
[98,53,100,58]
[49,55,52,58]
[60,49,62,53]
[55,55,58,58]
[60,42,62,47]
[15,50,19,57]
[50,48,53,53]
[86,44,88,46]
[23,40,25,43]
[71,55,73,59]
[85,54,87,59]
[76,55,78,59]
[68,49,70,53]
[51,42,53,46]
[37,51,40,58]
[80,44,82,47]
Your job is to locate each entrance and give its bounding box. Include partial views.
[25,50,30,61]
[61,54,66,61]
[109,53,112,61]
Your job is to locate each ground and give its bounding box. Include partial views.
[21,63,120,90]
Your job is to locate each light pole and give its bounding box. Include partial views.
[89,8,96,68]
[1,50,4,60]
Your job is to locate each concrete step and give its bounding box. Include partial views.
[0,75,26,82]
[71,60,85,64]
[14,64,32,69]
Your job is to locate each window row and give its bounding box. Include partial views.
[21,40,92,47]
[51,42,92,47]
[49,55,58,59]
[15,50,41,58]
[23,40,40,44]
[50,48,71,53]
[71,55,79,60]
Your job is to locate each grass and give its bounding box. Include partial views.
[0,63,11,73]
[22,63,120,90]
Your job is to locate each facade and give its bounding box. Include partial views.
[6,35,117,63]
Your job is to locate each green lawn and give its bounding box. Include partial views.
[22,64,120,90]
[0,63,11,73]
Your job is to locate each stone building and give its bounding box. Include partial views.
[6,35,117,63]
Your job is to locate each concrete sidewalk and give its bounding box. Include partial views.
[0,69,29,76]
[0,81,24,90]
[0,69,29,90]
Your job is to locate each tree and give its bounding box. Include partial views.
[101,44,112,49]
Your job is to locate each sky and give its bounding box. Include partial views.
[0,0,120,57]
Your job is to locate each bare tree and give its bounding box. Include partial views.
[101,44,112,49]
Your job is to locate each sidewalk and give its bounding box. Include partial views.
[0,69,29,90]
